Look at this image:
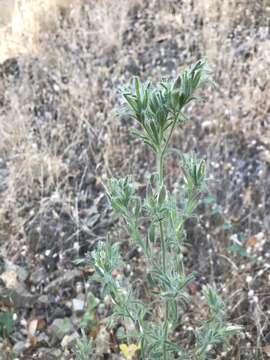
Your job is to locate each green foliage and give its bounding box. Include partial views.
[79,293,99,331]
[229,233,248,257]
[120,60,212,156]
[0,311,13,338]
[87,60,240,359]
[194,286,242,360]
[74,330,93,360]
[181,153,206,191]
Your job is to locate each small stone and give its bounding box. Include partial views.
[30,267,48,285]
[44,270,82,293]
[38,347,62,359]
[53,84,60,92]
[95,325,111,356]
[0,283,37,308]
[35,333,50,346]
[72,298,85,315]
[61,332,80,349]
[13,341,27,355]
[115,326,125,341]
[75,282,84,294]
[50,306,72,320]
[48,318,72,341]
[38,294,50,305]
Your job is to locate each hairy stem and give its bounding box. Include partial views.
[157,150,164,186]
[159,220,168,360]
[161,115,178,164]
[157,114,179,186]
[159,220,166,273]
[155,115,181,359]
[157,149,168,359]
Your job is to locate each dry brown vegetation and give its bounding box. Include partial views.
[0,0,269,359]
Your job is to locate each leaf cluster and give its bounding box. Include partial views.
[120,60,212,154]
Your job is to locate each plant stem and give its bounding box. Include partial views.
[159,219,168,360]
[157,150,164,186]
[157,114,178,186]
[160,115,178,163]
[157,148,168,360]
[159,220,166,273]
[156,115,180,360]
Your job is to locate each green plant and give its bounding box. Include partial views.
[0,311,13,338]
[89,60,241,359]
[74,330,93,360]
[79,292,99,332]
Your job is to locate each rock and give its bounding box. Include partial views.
[35,333,50,347]
[234,42,252,58]
[49,305,72,321]
[61,332,80,349]
[0,270,18,288]
[38,294,50,305]
[115,326,125,341]
[37,347,63,359]
[12,341,27,355]
[12,285,37,308]
[95,325,111,356]
[1,260,28,283]
[44,269,83,293]
[48,318,73,342]
[0,283,37,308]
[72,298,85,316]
[30,267,48,285]
[75,281,84,295]
[0,58,20,79]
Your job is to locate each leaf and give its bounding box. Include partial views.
[120,343,140,360]
[0,312,13,336]
[229,244,247,257]
[221,222,232,230]
[148,224,156,243]
[157,185,166,206]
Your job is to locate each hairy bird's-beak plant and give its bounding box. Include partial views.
[88,60,241,359]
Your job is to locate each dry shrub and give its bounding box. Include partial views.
[0,0,137,256]
[0,0,75,61]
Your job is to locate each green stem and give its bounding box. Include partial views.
[160,115,178,163]
[159,220,166,273]
[157,150,164,186]
[159,221,168,360]
[157,115,179,187]
[156,116,180,360]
